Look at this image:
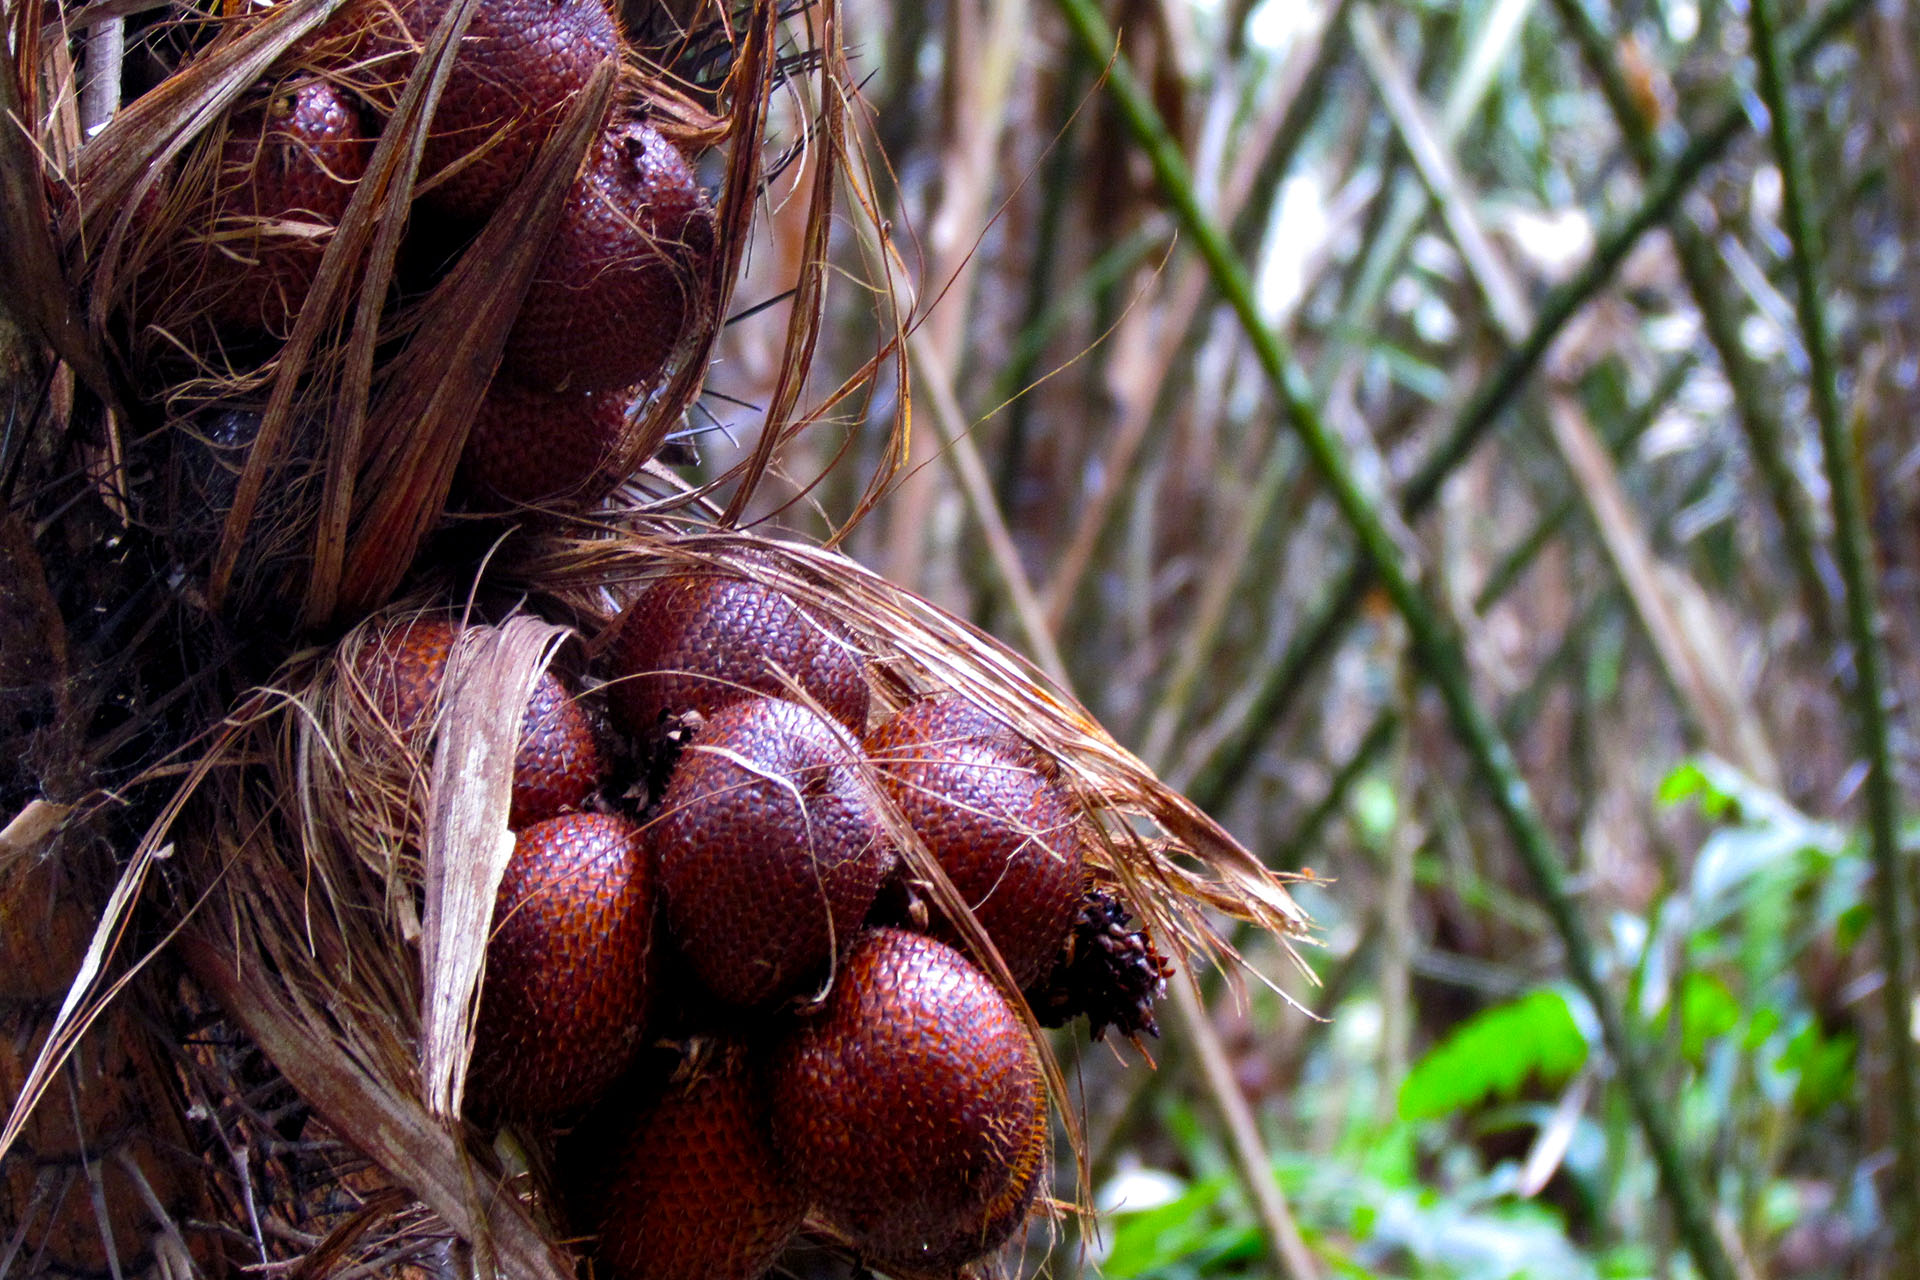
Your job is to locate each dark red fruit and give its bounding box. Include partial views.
[769,929,1048,1271]
[597,1053,806,1280]
[866,691,1048,774]
[460,376,636,504]
[382,0,620,219]
[468,812,654,1114]
[867,730,1083,988]
[355,616,606,827]
[607,569,869,737]
[180,78,370,336]
[648,696,889,1008]
[502,120,714,395]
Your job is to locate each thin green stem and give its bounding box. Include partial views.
[1747,0,1920,1263]
[1283,352,1690,875]
[1272,712,1398,873]
[1051,4,1737,1276]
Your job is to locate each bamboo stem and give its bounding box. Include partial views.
[1353,2,1781,786]
[1049,3,1738,1275]
[1745,0,1920,1263]
[1280,353,1691,873]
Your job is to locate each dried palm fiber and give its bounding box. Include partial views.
[230,531,1305,1264]
[509,524,1315,1251]
[507,527,1314,962]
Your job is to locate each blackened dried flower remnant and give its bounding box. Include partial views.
[1027,885,1172,1042]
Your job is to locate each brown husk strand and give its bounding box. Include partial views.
[595,1048,807,1280]
[648,695,892,1008]
[373,0,622,219]
[151,641,579,1279]
[0,847,212,1275]
[142,74,372,339]
[769,928,1048,1271]
[44,0,764,629]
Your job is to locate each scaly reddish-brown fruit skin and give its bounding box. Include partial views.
[649,696,889,1008]
[608,570,869,737]
[866,691,1048,774]
[769,929,1047,1270]
[460,376,635,504]
[469,812,654,1114]
[867,730,1083,988]
[514,663,608,827]
[382,0,620,219]
[503,121,714,394]
[355,617,606,827]
[597,1054,806,1280]
[192,79,370,335]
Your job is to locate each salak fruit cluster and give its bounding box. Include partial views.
[350,563,1172,1279]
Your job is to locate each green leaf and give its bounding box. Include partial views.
[1780,1022,1857,1114]
[1836,902,1871,951]
[1657,758,1735,819]
[1351,774,1398,847]
[1399,990,1590,1122]
[1657,760,1710,808]
[1678,972,1740,1062]
[1099,1173,1235,1279]
[1744,1004,1783,1051]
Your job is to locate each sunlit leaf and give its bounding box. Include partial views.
[1399,990,1589,1122]
[1351,774,1398,846]
[1780,1021,1856,1114]
[1678,972,1740,1063]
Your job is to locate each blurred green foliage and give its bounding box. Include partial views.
[1089,758,1885,1277]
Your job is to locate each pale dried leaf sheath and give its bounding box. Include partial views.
[292,0,510,624]
[419,616,575,1118]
